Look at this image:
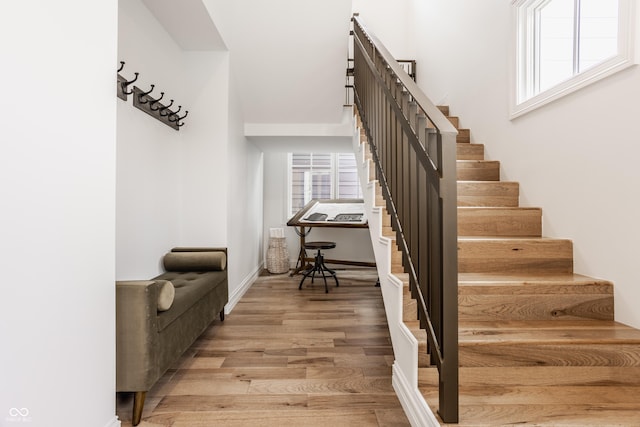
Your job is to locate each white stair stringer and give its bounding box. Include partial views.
[352,116,439,427]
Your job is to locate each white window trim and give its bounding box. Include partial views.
[510,0,637,119]
[287,153,336,218]
[287,153,362,218]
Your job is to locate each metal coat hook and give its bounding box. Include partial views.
[176,111,189,127]
[168,107,181,122]
[149,92,165,111]
[159,100,174,116]
[138,85,155,104]
[169,109,187,123]
[121,72,139,95]
[167,106,181,121]
[117,61,138,100]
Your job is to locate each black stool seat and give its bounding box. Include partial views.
[299,241,339,293]
[303,241,336,251]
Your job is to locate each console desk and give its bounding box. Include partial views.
[287,198,376,275]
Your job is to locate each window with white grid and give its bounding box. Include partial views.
[511,0,636,118]
[288,153,363,217]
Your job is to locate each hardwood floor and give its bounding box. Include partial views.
[116,268,411,427]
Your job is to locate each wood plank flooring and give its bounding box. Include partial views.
[116,269,410,427]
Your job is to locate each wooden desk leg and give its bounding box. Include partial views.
[290,226,308,276]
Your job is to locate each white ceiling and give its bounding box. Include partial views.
[141,0,226,50]
[142,0,353,126]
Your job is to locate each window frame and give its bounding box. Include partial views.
[287,152,362,218]
[511,0,637,119]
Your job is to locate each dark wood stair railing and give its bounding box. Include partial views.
[351,14,460,423]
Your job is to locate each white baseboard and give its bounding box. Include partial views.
[392,363,440,427]
[104,416,121,427]
[225,262,263,313]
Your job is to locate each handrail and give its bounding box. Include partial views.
[351,15,459,423]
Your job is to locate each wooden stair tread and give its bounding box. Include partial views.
[459,319,627,330]
[393,272,410,284]
[459,321,640,345]
[433,384,640,406]
[452,403,640,426]
[458,206,540,212]
[419,365,640,387]
[459,280,610,296]
[458,271,611,285]
[459,236,569,241]
[458,272,613,294]
[457,160,499,165]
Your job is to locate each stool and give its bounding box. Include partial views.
[299,241,339,293]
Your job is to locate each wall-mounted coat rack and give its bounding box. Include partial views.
[117,61,138,101]
[133,85,188,131]
[117,61,188,131]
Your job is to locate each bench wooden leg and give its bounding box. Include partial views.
[132,391,146,426]
[220,309,225,321]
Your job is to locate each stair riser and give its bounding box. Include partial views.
[458,239,573,274]
[403,297,417,321]
[458,196,519,207]
[460,344,640,368]
[381,211,391,227]
[458,182,520,207]
[368,159,376,182]
[457,161,500,181]
[457,129,470,143]
[391,249,404,273]
[458,208,542,237]
[457,143,485,160]
[382,225,395,238]
[437,105,450,116]
[459,294,614,322]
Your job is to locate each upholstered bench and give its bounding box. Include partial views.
[116,247,228,425]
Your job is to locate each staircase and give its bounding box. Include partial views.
[355,107,640,426]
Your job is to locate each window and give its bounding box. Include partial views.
[288,153,363,217]
[512,0,636,118]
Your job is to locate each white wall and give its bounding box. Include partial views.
[226,70,265,307]
[117,0,231,279]
[204,0,352,124]
[117,0,187,278]
[180,51,230,247]
[0,1,118,427]
[409,0,640,328]
[352,0,415,60]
